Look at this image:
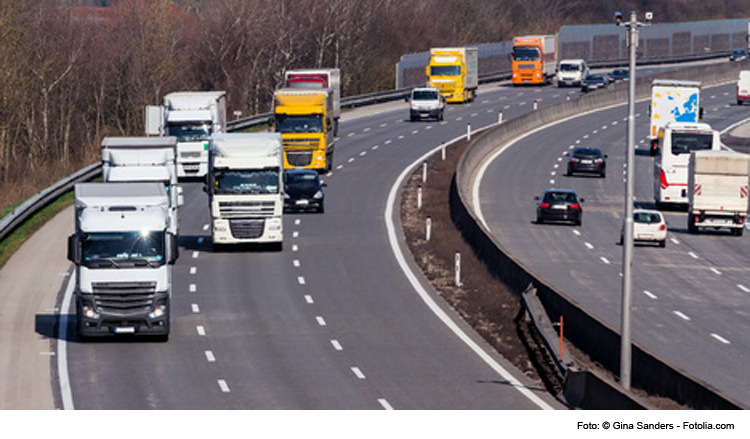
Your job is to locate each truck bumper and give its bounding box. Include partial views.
[410,109,441,120]
[77,293,170,337]
[212,217,283,245]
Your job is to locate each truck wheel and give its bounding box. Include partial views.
[734,227,744,237]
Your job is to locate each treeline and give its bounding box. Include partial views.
[1,0,749,210]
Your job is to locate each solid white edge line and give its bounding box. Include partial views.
[57,270,76,410]
[385,132,554,410]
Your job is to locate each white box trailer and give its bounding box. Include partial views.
[101,136,182,249]
[649,79,701,155]
[687,150,750,236]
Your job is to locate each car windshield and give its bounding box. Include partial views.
[544,192,577,203]
[213,168,279,194]
[286,172,320,189]
[573,147,601,157]
[634,212,661,223]
[586,75,605,81]
[167,123,211,142]
[82,231,165,268]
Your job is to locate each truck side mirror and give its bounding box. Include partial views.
[176,186,184,207]
[267,116,275,127]
[67,234,78,263]
[699,107,705,119]
[168,232,179,264]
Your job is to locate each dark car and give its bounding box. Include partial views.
[608,68,629,82]
[284,169,326,213]
[729,49,748,62]
[535,189,583,225]
[581,74,609,92]
[566,146,607,178]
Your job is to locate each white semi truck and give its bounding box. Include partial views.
[67,183,176,339]
[146,91,227,179]
[101,136,182,253]
[206,133,284,250]
[687,150,750,236]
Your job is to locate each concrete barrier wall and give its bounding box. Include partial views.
[452,59,749,409]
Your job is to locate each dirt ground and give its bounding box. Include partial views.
[399,137,687,409]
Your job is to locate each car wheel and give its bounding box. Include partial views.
[659,239,666,248]
[574,219,582,226]
[537,216,544,224]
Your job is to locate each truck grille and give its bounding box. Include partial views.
[286,151,313,167]
[230,219,265,239]
[219,201,276,218]
[91,282,157,316]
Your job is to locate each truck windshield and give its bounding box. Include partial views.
[412,90,439,100]
[512,47,540,61]
[83,232,165,268]
[430,65,461,76]
[670,132,714,155]
[275,115,323,133]
[213,169,280,195]
[167,123,212,142]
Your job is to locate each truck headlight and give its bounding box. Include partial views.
[149,305,167,319]
[82,306,99,319]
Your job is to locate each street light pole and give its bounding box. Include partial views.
[617,9,650,391]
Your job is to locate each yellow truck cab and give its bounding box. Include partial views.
[273,88,336,172]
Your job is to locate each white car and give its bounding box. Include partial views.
[620,209,667,247]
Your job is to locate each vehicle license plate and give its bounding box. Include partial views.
[553,205,566,209]
[582,160,592,164]
[114,327,135,334]
[295,200,309,206]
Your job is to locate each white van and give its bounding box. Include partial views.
[737,70,750,105]
[557,59,589,88]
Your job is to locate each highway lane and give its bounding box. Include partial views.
[477,81,750,407]
[64,83,574,410]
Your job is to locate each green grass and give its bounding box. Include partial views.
[0,190,75,269]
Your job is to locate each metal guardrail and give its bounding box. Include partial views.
[0,163,101,243]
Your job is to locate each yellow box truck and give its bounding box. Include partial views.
[426,47,478,103]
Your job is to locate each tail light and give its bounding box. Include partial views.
[570,203,580,210]
[660,169,668,189]
[540,202,550,208]
[659,224,666,231]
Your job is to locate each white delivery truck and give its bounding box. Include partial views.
[687,150,750,236]
[737,70,750,105]
[556,59,589,87]
[285,69,341,135]
[146,91,227,179]
[408,87,445,121]
[649,79,702,155]
[67,183,176,339]
[101,136,182,255]
[206,133,284,250]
